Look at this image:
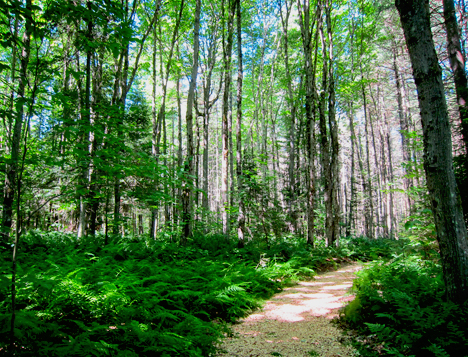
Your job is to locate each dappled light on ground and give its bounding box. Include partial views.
[244,266,357,322]
[217,263,362,357]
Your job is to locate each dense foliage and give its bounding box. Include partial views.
[1,233,399,356]
[2,0,468,355]
[340,241,468,357]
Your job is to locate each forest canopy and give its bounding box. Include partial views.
[2,0,453,246]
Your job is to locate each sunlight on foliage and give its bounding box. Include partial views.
[340,256,468,356]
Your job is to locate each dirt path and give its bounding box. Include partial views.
[216,263,362,357]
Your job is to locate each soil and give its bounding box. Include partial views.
[216,263,362,357]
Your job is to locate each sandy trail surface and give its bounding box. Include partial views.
[216,263,362,357]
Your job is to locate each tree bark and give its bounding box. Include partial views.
[7,0,32,346]
[325,0,340,245]
[385,113,396,236]
[1,8,30,244]
[318,0,339,246]
[176,45,183,229]
[279,0,298,233]
[396,0,468,303]
[88,47,105,236]
[360,69,374,238]
[443,0,468,153]
[392,43,413,213]
[236,0,246,247]
[181,0,201,242]
[199,22,220,220]
[221,0,236,239]
[297,0,318,246]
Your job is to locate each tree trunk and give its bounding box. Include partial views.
[1,11,31,244]
[176,49,183,229]
[7,0,32,345]
[443,0,468,153]
[318,0,340,246]
[221,0,236,239]
[396,0,468,303]
[87,48,105,236]
[181,0,201,242]
[235,0,246,247]
[346,106,357,237]
[77,1,93,239]
[150,27,159,239]
[392,44,412,213]
[385,115,396,236]
[279,0,298,233]
[200,24,220,220]
[360,71,374,238]
[326,6,340,245]
[297,0,318,246]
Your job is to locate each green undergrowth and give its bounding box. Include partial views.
[339,255,468,356]
[0,231,399,356]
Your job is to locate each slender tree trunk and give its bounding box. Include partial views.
[201,29,220,219]
[202,107,211,215]
[1,14,28,244]
[221,0,236,239]
[181,0,201,242]
[360,72,374,238]
[325,0,340,245]
[385,114,396,236]
[297,0,318,246]
[150,27,159,238]
[378,127,389,236]
[8,0,31,346]
[235,0,246,247]
[443,0,468,153]
[3,17,18,140]
[345,18,357,238]
[347,106,358,237]
[195,114,200,208]
[318,2,338,246]
[392,44,412,213]
[88,49,105,236]
[229,91,234,210]
[77,2,93,239]
[279,0,298,233]
[396,0,468,303]
[176,50,183,229]
[163,112,171,228]
[367,85,382,235]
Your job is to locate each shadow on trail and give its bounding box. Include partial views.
[244,264,361,322]
[217,264,362,357]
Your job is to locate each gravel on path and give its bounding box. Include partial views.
[216,263,362,357]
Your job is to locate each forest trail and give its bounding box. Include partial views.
[216,263,362,357]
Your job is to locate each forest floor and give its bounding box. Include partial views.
[216,262,362,357]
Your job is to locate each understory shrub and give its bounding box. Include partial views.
[340,256,468,356]
[0,231,399,356]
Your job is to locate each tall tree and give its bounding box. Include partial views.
[181,0,201,242]
[395,0,468,303]
[297,0,318,246]
[221,0,236,238]
[150,0,185,237]
[236,0,245,247]
[77,0,93,239]
[325,0,340,245]
[443,0,468,153]
[196,14,221,220]
[1,0,32,244]
[318,0,340,246]
[279,0,298,233]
